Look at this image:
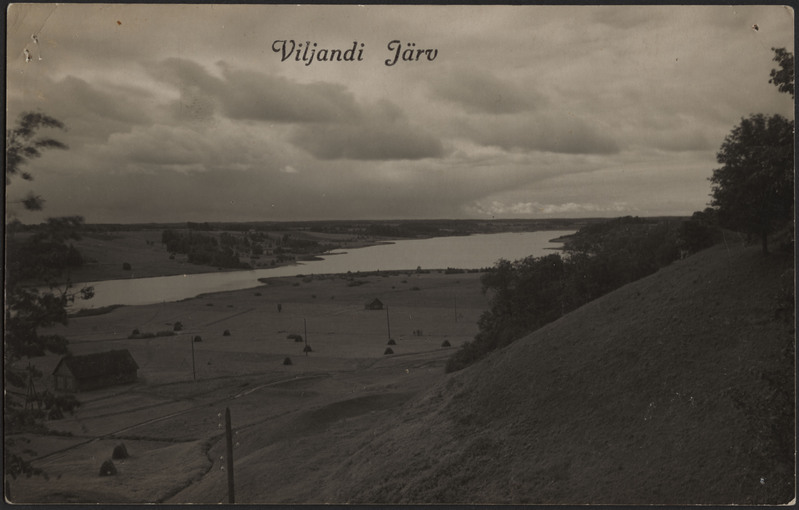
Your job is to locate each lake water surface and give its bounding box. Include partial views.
[76,230,575,308]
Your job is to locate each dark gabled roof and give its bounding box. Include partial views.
[53,349,139,380]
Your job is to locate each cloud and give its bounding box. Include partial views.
[289,100,445,160]
[429,68,544,114]
[218,65,361,123]
[145,58,444,161]
[470,199,633,217]
[147,58,359,123]
[6,4,793,223]
[6,74,156,146]
[463,113,621,155]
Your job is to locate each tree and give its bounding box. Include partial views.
[4,112,92,481]
[710,113,794,254]
[769,47,794,99]
[6,112,68,212]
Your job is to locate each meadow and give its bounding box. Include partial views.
[7,269,488,503]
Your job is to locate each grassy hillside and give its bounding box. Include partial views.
[324,243,794,504]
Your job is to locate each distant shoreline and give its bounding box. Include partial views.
[60,225,582,286]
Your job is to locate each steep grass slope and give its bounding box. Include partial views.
[328,243,794,504]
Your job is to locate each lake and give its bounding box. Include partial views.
[74,230,575,308]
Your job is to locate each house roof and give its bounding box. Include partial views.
[53,349,139,380]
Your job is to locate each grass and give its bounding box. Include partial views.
[330,243,794,504]
[8,241,793,504]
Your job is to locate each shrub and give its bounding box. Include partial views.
[122,262,132,271]
[288,334,303,342]
[283,357,293,366]
[131,328,140,336]
[387,339,396,345]
[384,347,394,355]
[193,336,202,342]
[303,345,313,353]
[48,406,63,420]
[99,460,117,476]
[54,394,80,414]
[223,329,231,336]
[173,321,183,331]
[441,340,451,347]
[112,443,129,460]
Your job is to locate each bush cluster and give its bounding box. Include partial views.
[446,216,715,373]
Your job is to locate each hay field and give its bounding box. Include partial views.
[7,270,488,503]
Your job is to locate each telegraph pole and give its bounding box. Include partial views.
[385,305,392,341]
[190,335,196,382]
[225,407,235,503]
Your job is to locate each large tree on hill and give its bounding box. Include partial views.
[709,113,794,254]
[769,47,794,99]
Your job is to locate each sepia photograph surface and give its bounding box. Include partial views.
[5,3,795,505]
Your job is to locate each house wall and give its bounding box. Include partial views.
[76,371,137,392]
[53,364,76,392]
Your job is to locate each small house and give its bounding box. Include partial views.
[52,349,139,393]
[365,298,384,310]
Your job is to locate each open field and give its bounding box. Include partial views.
[7,241,793,504]
[63,229,387,283]
[7,271,488,503]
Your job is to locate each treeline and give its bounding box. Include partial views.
[160,229,332,268]
[161,229,250,269]
[445,215,720,373]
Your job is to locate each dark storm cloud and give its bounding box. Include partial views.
[148,58,359,123]
[147,58,445,161]
[429,68,544,114]
[6,4,794,223]
[6,74,155,147]
[466,114,621,155]
[218,66,360,123]
[290,101,445,160]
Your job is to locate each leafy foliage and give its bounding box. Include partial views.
[709,113,794,254]
[6,112,68,212]
[161,229,251,269]
[4,112,92,483]
[769,47,794,98]
[446,217,692,372]
[5,217,93,362]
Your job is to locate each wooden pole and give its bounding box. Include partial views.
[225,407,235,504]
[385,305,391,341]
[190,335,196,382]
[304,318,308,356]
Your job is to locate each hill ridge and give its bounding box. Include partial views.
[329,243,794,504]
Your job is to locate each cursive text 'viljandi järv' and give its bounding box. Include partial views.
[272,40,365,66]
[384,40,438,66]
[271,40,439,66]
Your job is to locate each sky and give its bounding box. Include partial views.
[5,4,795,224]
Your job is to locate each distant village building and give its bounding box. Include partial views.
[365,298,384,310]
[52,349,139,393]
